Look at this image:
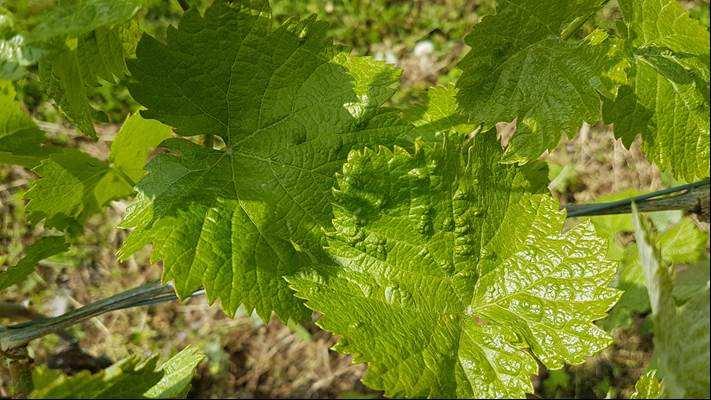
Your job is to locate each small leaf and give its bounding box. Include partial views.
[30,347,204,399]
[633,205,710,398]
[24,113,171,231]
[109,112,173,183]
[38,48,97,138]
[144,346,206,399]
[26,0,144,44]
[31,357,162,399]
[631,370,664,399]
[0,236,68,291]
[0,80,57,167]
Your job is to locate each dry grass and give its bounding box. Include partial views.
[546,123,663,205]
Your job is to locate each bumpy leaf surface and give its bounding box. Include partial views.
[290,133,620,398]
[30,347,203,399]
[119,0,409,321]
[0,236,68,290]
[24,113,170,231]
[604,0,710,181]
[633,208,710,398]
[456,0,615,164]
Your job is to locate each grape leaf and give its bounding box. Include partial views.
[671,258,710,305]
[26,0,143,44]
[616,0,709,57]
[108,112,173,183]
[118,0,409,321]
[144,346,205,399]
[25,148,128,230]
[28,0,144,137]
[24,113,171,231]
[30,346,203,399]
[290,132,620,398]
[456,0,616,164]
[0,236,68,291]
[633,206,710,398]
[38,23,141,138]
[410,84,472,140]
[38,48,97,137]
[657,218,708,265]
[604,0,710,181]
[631,370,664,399]
[594,211,707,330]
[598,245,649,331]
[0,80,57,167]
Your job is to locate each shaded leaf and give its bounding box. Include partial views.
[24,113,171,231]
[0,80,57,167]
[0,236,68,291]
[30,347,203,399]
[604,0,710,181]
[633,205,710,398]
[456,0,615,163]
[118,1,409,321]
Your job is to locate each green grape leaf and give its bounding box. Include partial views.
[38,25,140,138]
[456,0,616,164]
[671,258,710,305]
[410,84,473,140]
[0,236,68,291]
[118,1,409,321]
[631,370,664,399]
[596,215,706,330]
[617,0,709,56]
[29,0,145,137]
[38,48,97,137]
[0,80,57,167]
[604,0,710,181]
[24,113,171,231]
[657,218,708,265]
[26,0,143,44]
[633,206,710,398]
[290,132,620,398]
[25,148,126,230]
[109,112,173,183]
[31,357,162,399]
[588,188,705,331]
[30,347,203,399]
[77,27,132,86]
[144,346,205,399]
[599,244,649,330]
